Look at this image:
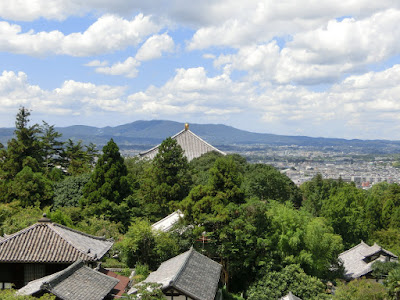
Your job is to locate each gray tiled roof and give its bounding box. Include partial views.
[18,260,119,300]
[130,248,222,300]
[339,241,398,279]
[139,128,226,161]
[0,220,113,263]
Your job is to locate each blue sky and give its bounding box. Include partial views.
[1,1,400,140]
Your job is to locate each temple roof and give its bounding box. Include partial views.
[280,292,302,300]
[129,248,222,300]
[339,241,398,279]
[18,260,119,300]
[139,124,226,161]
[0,217,113,263]
[151,210,184,232]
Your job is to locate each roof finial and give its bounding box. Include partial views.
[38,213,51,223]
[184,123,189,131]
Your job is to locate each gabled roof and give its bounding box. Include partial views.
[129,248,222,300]
[98,268,131,298]
[0,216,113,263]
[18,260,119,300]
[152,210,184,232]
[280,291,302,300]
[339,241,398,279]
[139,124,226,162]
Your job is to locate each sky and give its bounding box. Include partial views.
[1,1,400,140]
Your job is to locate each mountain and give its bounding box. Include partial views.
[1,120,400,153]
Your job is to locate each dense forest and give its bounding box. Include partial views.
[0,108,400,299]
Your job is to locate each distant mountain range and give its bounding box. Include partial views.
[1,120,400,154]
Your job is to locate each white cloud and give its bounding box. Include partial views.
[135,33,174,61]
[0,14,160,56]
[95,57,140,78]
[84,60,109,67]
[212,9,400,85]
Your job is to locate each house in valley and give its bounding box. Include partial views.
[339,241,398,280]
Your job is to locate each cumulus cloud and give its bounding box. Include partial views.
[0,70,126,117]
[212,9,400,85]
[0,14,160,56]
[95,57,140,78]
[135,33,174,61]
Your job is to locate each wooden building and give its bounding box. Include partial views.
[0,214,113,289]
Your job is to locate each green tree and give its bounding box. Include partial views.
[60,139,97,175]
[333,279,386,300]
[117,219,179,269]
[0,107,42,178]
[39,121,64,176]
[385,267,400,300]
[247,264,326,300]
[139,137,191,219]
[244,163,302,207]
[53,173,90,208]
[2,166,53,207]
[82,139,130,224]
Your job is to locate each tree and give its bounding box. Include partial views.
[53,173,91,208]
[82,139,130,223]
[385,267,400,300]
[117,219,179,269]
[247,264,326,300]
[1,166,53,207]
[1,107,42,178]
[60,139,97,175]
[333,279,386,300]
[139,137,191,219]
[39,121,64,175]
[244,163,302,207]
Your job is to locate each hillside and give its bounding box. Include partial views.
[1,120,400,153]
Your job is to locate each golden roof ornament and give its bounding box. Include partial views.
[184,123,189,131]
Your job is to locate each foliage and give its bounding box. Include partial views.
[2,166,53,207]
[126,282,164,300]
[75,215,123,240]
[247,264,326,300]
[244,163,302,207]
[385,267,400,300]
[117,219,179,269]
[369,228,400,256]
[189,151,224,186]
[82,139,130,225]
[132,262,150,283]
[0,204,43,235]
[333,279,387,300]
[221,287,245,300]
[0,289,55,299]
[320,184,368,247]
[139,137,191,219]
[39,121,64,176]
[53,173,90,208]
[372,260,400,280]
[268,201,344,279]
[60,139,97,175]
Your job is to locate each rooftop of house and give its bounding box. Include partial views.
[129,247,222,300]
[0,214,113,263]
[339,241,398,279]
[139,123,226,162]
[151,210,184,232]
[18,260,119,300]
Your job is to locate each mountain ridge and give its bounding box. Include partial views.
[0,120,399,153]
